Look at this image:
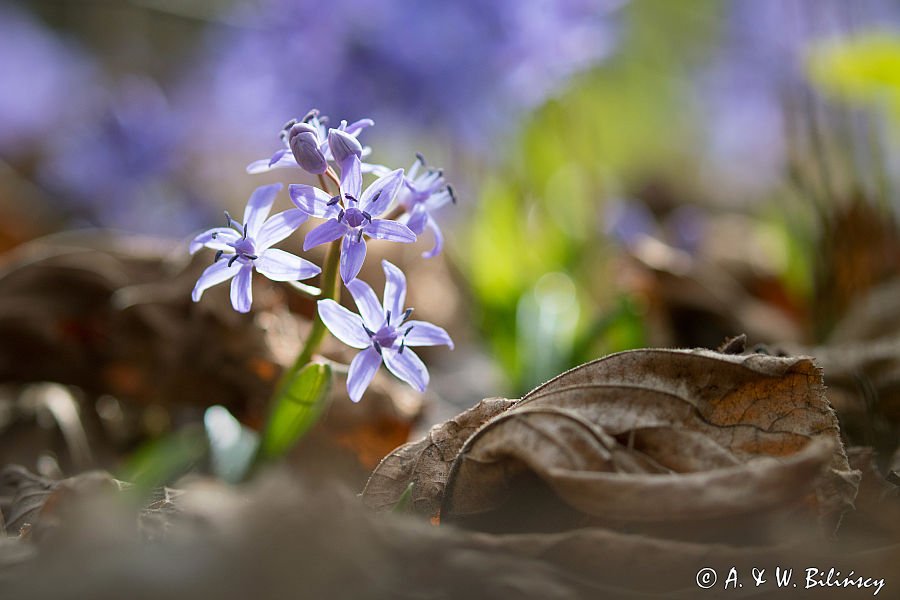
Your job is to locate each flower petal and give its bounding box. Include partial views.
[289,184,340,219]
[346,279,384,330]
[403,205,428,235]
[340,154,362,200]
[402,320,454,349]
[382,347,428,392]
[303,219,348,251]
[256,208,308,250]
[317,299,370,348]
[243,183,282,238]
[422,215,444,259]
[342,118,374,136]
[229,265,254,313]
[246,152,298,174]
[189,227,240,254]
[255,248,321,282]
[360,168,404,216]
[381,260,407,319]
[365,219,416,243]
[340,234,367,284]
[347,347,382,402]
[192,259,239,302]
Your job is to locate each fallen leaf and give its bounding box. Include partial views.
[361,398,515,517]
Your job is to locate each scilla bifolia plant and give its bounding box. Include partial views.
[191,109,454,466]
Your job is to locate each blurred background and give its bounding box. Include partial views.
[3,0,900,485]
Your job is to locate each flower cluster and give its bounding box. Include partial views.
[191,110,454,401]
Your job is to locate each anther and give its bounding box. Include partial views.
[362,211,372,221]
[337,209,344,221]
[416,152,427,165]
[327,195,341,206]
[373,341,382,355]
[386,310,392,325]
[214,250,224,262]
[400,308,414,323]
[344,193,358,203]
[363,325,376,337]
[404,325,415,336]
[356,230,363,243]
[447,185,457,204]
[302,108,319,123]
[228,255,239,267]
[242,222,248,239]
[398,339,406,354]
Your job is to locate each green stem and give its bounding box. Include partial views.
[250,171,342,471]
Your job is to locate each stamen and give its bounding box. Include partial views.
[362,211,372,221]
[211,232,218,239]
[398,339,406,354]
[246,254,258,260]
[369,191,382,206]
[386,310,392,325]
[214,250,224,262]
[447,184,457,204]
[344,193,358,203]
[327,195,342,206]
[404,325,415,336]
[356,229,364,243]
[242,222,248,239]
[415,152,427,166]
[302,108,319,123]
[228,255,239,267]
[363,325,376,337]
[400,308,414,323]
[373,341,382,355]
[224,211,242,231]
[337,209,345,222]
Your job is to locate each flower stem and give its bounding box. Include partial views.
[250,172,342,472]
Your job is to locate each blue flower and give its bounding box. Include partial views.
[191,183,319,312]
[289,155,415,283]
[246,109,378,175]
[395,154,456,258]
[317,260,453,401]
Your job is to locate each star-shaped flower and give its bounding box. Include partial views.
[289,154,415,283]
[396,153,456,258]
[190,183,320,312]
[317,260,453,402]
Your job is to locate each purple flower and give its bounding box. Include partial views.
[317,260,453,402]
[395,154,456,258]
[190,183,319,312]
[246,109,377,175]
[289,155,415,283]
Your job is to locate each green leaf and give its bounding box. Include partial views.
[258,362,332,460]
[119,425,208,493]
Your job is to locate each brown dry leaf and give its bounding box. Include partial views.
[361,398,516,517]
[430,349,859,543]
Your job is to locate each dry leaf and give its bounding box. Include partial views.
[361,398,515,517]
[439,349,859,541]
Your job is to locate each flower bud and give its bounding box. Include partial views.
[288,122,327,174]
[327,128,363,168]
